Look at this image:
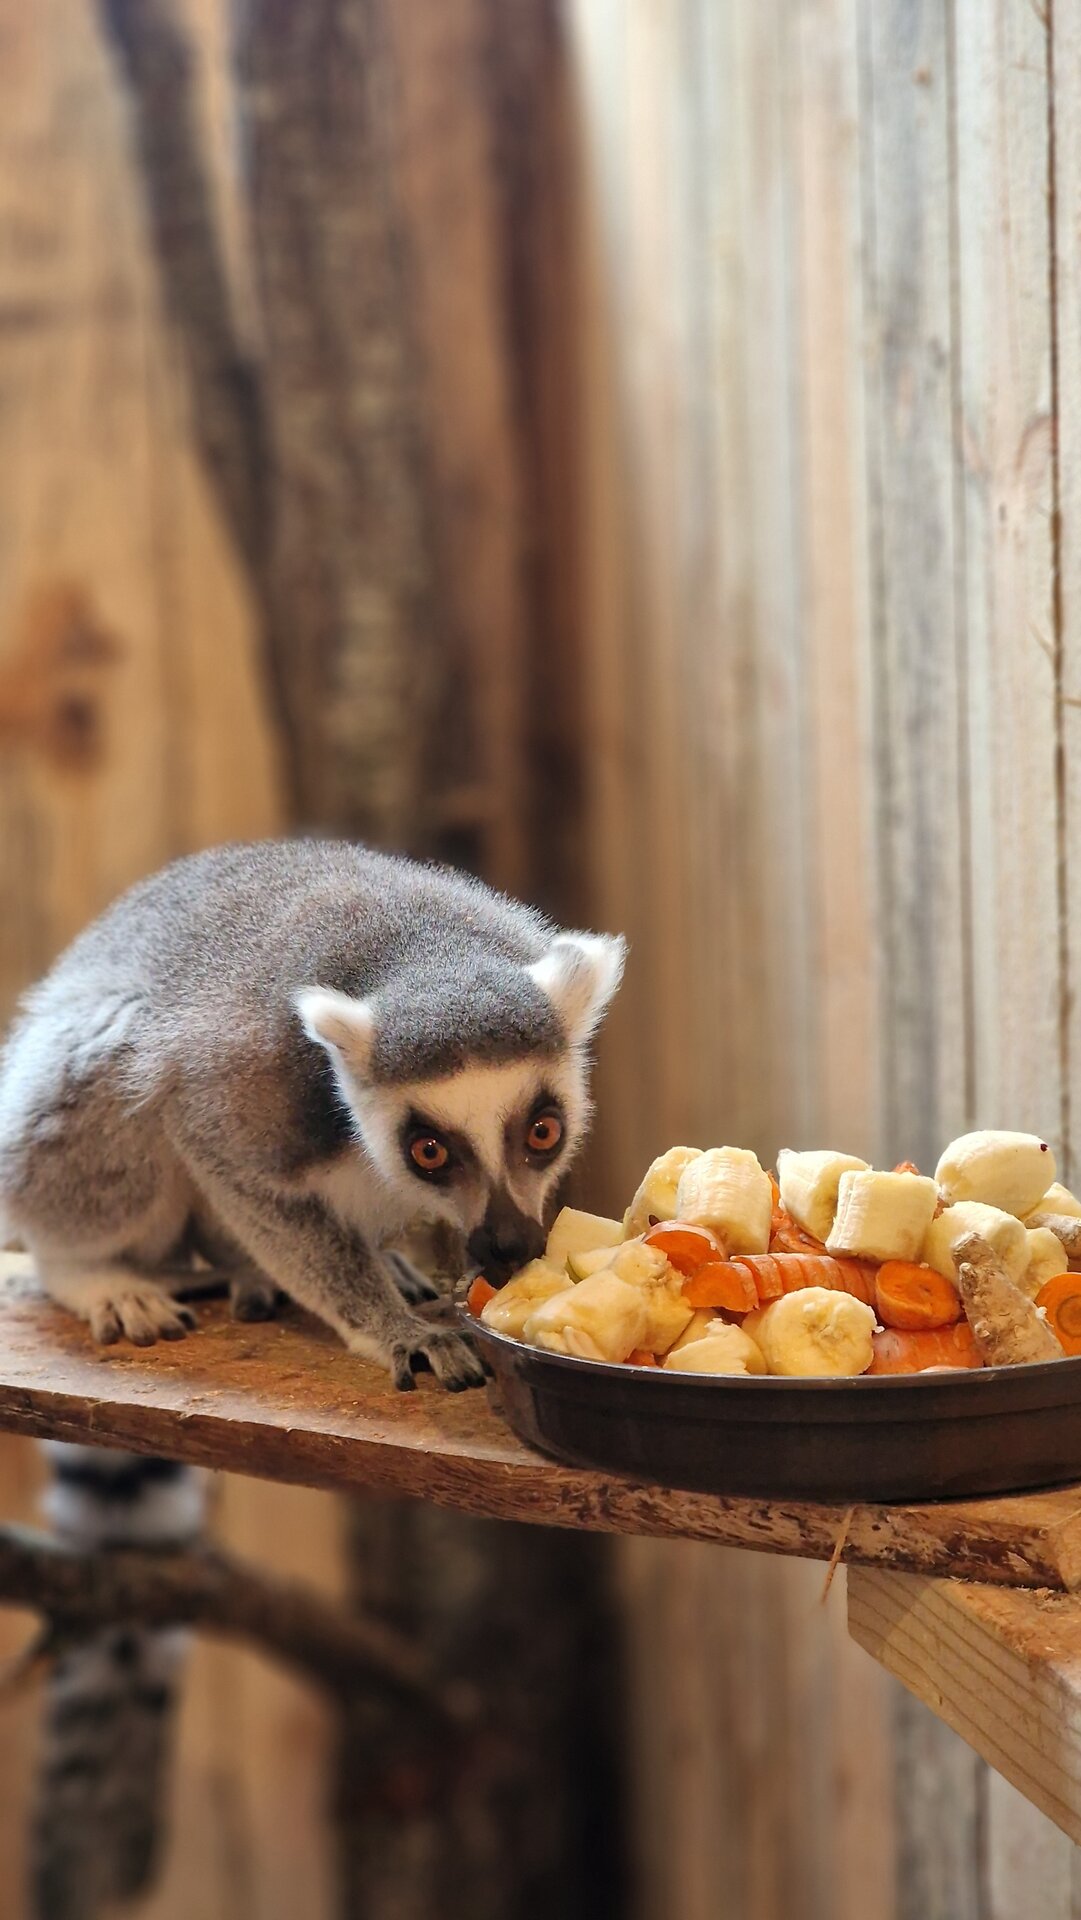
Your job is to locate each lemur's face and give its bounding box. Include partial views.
[296,931,625,1279]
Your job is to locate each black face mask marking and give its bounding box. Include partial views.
[467,1185,547,1281]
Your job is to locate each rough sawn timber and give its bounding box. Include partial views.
[1,1257,1080,1590]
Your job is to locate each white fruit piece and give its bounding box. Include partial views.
[777,1148,869,1244]
[480,1260,574,1339]
[922,1202,1029,1289]
[566,1245,622,1280]
[934,1129,1055,1217]
[607,1242,695,1352]
[1018,1227,1069,1301]
[663,1324,767,1375]
[1025,1181,1081,1221]
[675,1146,772,1254]
[522,1272,647,1362]
[545,1207,625,1266]
[825,1170,937,1264]
[665,1308,716,1353]
[623,1146,703,1236]
[743,1288,876,1377]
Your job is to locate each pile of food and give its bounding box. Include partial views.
[467,1131,1081,1377]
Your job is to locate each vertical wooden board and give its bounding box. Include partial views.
[953,0,1060,1150]
[858,0,969,1168]
[1053,0,1081,1191]
[984,1772,1078,1920]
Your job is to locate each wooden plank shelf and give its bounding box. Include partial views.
[848,1571,1081,1845]
[3,1254,1081,1589]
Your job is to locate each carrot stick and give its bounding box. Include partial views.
[684,1252,876,1311]
[1034,1272,1081,1355]
[769,1207,827,1257]
[892,1160,921,1176]
[867,1324,982,1374]
[466,1275,498,1317]
[643,1221,727,1274]
[628,1347,660,1367]
[874,1261,962,1332]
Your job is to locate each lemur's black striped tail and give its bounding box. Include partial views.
[31,1447,207,1920]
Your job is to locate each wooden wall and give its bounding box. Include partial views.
[570,1,1081,1917]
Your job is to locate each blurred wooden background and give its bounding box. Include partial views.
[0,1,1079,1917]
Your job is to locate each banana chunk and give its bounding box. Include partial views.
[665,1308,716,1354]
[545,1207,625,1266]
[480,1260,573,1339]
[777,1148,869,1244]
[522,1272,646,1362]
[1019,1227,1069,1300]
[1025,1181,1081,1221]
[607,1241,695,1352]
[675,1146,772,1254]
[624,1146,703,1237]
[923,1201,1029,1289]
[935,1129,1055,1217]
[743,1287,876,1377]
[663,1324,767,1375]
[825,1169,937,1264]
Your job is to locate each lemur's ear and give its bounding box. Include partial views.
[526,932,626,1046]
[295,987,377,1077]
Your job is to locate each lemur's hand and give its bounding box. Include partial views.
[386,1321,485,1393]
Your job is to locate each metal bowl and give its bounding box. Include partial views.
[466,1314,1081,1502]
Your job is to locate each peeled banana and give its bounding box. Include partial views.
[922,1201,1029,1288]
[545,1207,624,1266]
[743,1287,876,1377]
[935,1129,1055,1218]
[481,1260,573,1339]
[1025,1180,1081,1221]
[624,1146,703,1236]
[675,1146,772,1254]
[607,1241,695,1352]
[522,1272,646,1363]
[825,1169,937,1264]
[1019,1226,1069,1300]
[777,1148,869,1244]
[663,1323,767,1374]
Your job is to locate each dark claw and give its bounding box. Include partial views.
[97,1315,121,1346]
[131,1328,158,1348]
[161,1321,188,1341]
[390,1345,417,1391]
[230,1277,280,1323]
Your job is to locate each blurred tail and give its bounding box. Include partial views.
[31,1447,207,1920]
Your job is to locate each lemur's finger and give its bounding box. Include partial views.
[417,1327,486,1392]
[389,1344,418,1391]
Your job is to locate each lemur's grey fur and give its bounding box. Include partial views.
[0,840,625,1390]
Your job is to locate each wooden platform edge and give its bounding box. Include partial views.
[848,1569,1081,1843]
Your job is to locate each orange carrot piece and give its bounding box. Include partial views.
[867,1323,982,1374]
[874,1261,962,1332]
[769,1208,827,1257]
[628,1347,660,1367]
[892,1160,921,1176]
[682,1261,758,1312]
[466,1275,498,1317]
[1034,1272,1081,1355]
[643,1221,727,1274]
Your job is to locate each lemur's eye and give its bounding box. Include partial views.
[410,1136,449,1174]
[527,1113,564,1155]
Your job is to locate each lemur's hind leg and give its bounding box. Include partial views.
[39,1259,196,1345]
[186,1200,282,1323]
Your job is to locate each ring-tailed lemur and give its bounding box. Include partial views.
[0,839,625,1387]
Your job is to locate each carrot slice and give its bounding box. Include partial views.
[769,1207,827,1257]
[466,1275,498,1317]
[874,1261,962,1332]
[682,1261,758,1312]
[1034,1272,1081,1355]
[628,1347,660,1367]
[892,1160,921,1176]
[643,1221,727,1274]
[867,1324,982,1374]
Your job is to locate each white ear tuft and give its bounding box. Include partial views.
[526,932,626,1046]
[295,987,377,1076]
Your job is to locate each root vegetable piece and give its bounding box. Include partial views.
[954,1232,1063,1367]
[681,1261,759,1313]
[675,1147,773,1254]
[685,1251,877,1309]
[523,1272,647,1362]
[1034,1272,1081,1355]
[768,1207,828,1256]
[1024,1210,1081,1260]
[663,1324,767,1375]
[743,1288,876,1377]
[922,1201,1029,1288]
[935,1130,1055,1216]
[624,1147,703,1237]
[874,1261,962,1331]
[867,1323,982,1374]
[480,1260,573,1339]
[642,1222,727,1274]
[466,1275,498,1316]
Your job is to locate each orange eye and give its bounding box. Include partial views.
[410,1136,449,1173]
[527,1113,564,1154]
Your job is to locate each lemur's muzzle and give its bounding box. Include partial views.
[467,1188,546,1284]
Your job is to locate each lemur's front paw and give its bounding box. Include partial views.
[385,1251,441,1306]
[388,1325,486,1393]
[89,1280,196,1347]
[230,1271,281,1322]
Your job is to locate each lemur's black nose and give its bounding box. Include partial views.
[467,1195,546,1281]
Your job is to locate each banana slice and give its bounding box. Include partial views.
[523,1272,647,1362]
[1025,1180,1081,1222]
[935,1129,1055,1217]
[777,1148,869,1244]
[663,1323,767,1374]
[545,1207,625,1265]
[675,1146,772,1254]
[743,1287,876,1377]
[624,1146,703,1236]
[825,1169,937,1264]
[480,1260,573,1339]
[607,1241,695,1352]
[1019,1226,1069,1300]
[922,1201,1029,1288]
